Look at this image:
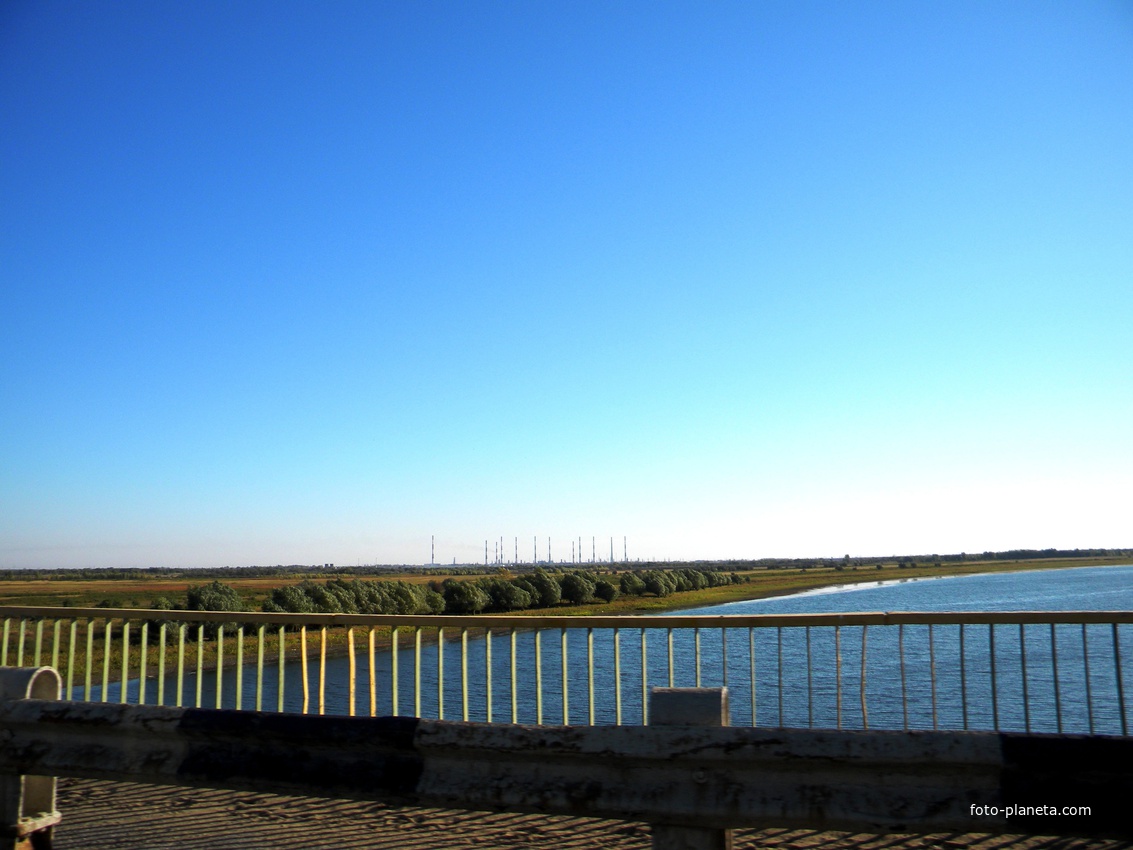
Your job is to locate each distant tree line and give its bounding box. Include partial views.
[155,567,746,617]
[4,547,1130,584]
[259,567,745,615]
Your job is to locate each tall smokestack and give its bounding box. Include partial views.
[624,535,627,563]
[610,537,613,564]
[431,535,434,566]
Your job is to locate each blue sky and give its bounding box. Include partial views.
[2,2,1131,568]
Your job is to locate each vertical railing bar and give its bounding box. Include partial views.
[84,620,95,702]
[1113,623,1127,737]
[534,629,543,726]
[51,620,62,678]
[1051,623,1062,732]
[960,624,968,730]
[899,624,908,730]
[614,627,622,726]
[17,619,27,667]
[587,627,594,726]
[929,624,938,730]
[1019,623,1029,733]
[347,627,356,718]
[776,627,783,727]
[120,621,131,705]
[102,620,112,703]
[510,628,517,724]
[256,625,265,712]
[368,627,377,718]
[300,626,309,715]
[139,623,148,706]
[393,626,402,717]
[215,626,225,710]
[667,627,674,688]
[694,627,701,688]
[157,623,166,707]
[640,628,647,726]
[67,621,77,701]
[0,618,9,666]
[437,627,445,720]
[806,625,813,728]
[835,626,842,730]
[1082,623,1094,735]
[413,626,421,718]
[175,624,185,708]
[195,624,204,709]
[318,626,327,716]
[34,619,44,666]
[989,624,998,731]
[213,625,225,709]
[721,628,728,688]
[235,626,244,711]
[486,629,493,723]
[461,628,469,722]
[563,627,570,726]
[860,625,869,731]
[749,626,756,728]
[276,626,285,714]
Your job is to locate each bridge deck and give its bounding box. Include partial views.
[52,778,1130,850]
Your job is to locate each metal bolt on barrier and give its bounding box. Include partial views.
[0,667,61,850]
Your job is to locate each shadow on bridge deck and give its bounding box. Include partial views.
[53,778,1131,850]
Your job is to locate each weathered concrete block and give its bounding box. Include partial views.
[649,688,729,728]
[649,687,732,850]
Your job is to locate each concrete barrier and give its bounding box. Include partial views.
[0,672,1128,846]
[649,688,732,850]
[0,667,61,850]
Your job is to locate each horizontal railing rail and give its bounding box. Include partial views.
[0,669,1129,845]
[0,607,1128,737]
[2,606,1133,627]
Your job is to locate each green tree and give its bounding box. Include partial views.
[186,581,245,612]
[619,573,646,596]
[516,569,562,608]
[594,579,620,603]
[442,579,490,614]
[559,573,596,605]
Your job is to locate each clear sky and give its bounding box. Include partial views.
[2,2,1131,569]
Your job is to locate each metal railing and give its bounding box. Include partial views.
[0,607,1129,735]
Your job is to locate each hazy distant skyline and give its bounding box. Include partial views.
[3,2,1131,569]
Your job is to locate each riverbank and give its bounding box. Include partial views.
[531,555,1132,617]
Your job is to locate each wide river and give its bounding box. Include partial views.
[98,564,1133,733]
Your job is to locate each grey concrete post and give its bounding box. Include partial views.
[649,687,733,850]
[0,667,62,850]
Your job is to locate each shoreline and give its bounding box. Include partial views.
[536,557,1133,618]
